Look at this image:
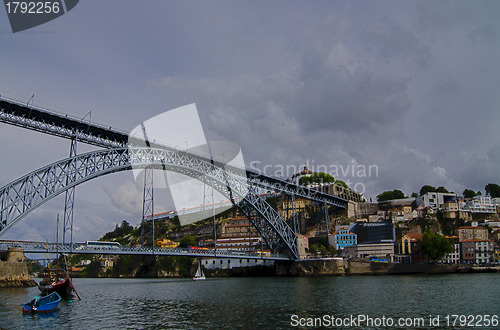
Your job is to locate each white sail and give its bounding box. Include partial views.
[193,263,205,280]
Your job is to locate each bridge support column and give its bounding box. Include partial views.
[316,202,331,235]
[63,136,77,247]
[285,193,299,235]
[141,167,154,247]
[202,182,214,248]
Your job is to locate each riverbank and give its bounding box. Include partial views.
[0,248,37,287]
[274,258,500,276]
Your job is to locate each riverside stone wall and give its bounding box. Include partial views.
[275,259,460,277]
[0,248,37,287]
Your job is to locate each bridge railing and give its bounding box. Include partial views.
[0,241,290,260]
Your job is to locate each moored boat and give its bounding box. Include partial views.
[22,292,61,313]
[38,268,75,297]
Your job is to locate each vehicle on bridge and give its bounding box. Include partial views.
[188,246,209,253]
[85,241,120,249]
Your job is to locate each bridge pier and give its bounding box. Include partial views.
[0,247,36,287]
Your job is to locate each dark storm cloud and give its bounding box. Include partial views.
[1,1,500,241]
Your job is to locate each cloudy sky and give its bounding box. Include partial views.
[1,1,499,242]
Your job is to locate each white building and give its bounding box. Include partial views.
[201,258,274,270]
[464,197,496,214]
[444,237,460,264]
[473,240,494,264]
[416,192,457,210]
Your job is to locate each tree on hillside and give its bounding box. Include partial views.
[179,235,197,248]
[419,231,454,262]
[376,189,406,202]
[463,189,480,199]
[436,186,449,193]
[299,172,335,186]
[102,220,134,240]
[335,180,350,189]
[419,185,436,196]
[485,183,500,198]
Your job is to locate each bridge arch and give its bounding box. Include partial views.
[0,147,299,258]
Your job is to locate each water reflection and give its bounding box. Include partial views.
[0,274,499,329]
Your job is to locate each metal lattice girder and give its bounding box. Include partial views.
[237,196,281,252]
[0,147,298,258]
[141,167,154,246]
[0,97,127,149]
[285,193,299,234]
[0,97,347,208]
[63,137,77,245]
[0,240,290,260]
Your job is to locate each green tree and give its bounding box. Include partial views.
[411,192,418,198]
[179,235,197,248]
[485,183,500,198]
[299,172,335,185]
[376,189,405,202]
[327,245,338,256]
[317,245,328,255]
[463,189,479,199]
[419,185,436,196]
[102,220,134,240]
[419,231,454,262]
[335,180,350,189]
[86,260,102,278]
[436,186,449,193]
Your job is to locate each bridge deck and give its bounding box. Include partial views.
[0,241,290,261]
[0,96,348,208]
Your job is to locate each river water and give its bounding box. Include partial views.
[1,273,499,329]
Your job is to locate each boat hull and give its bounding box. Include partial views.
[22,292,61,313]
[38,278,73,297]
[192,276,206,280]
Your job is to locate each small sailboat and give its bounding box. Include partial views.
[192,263,206,280]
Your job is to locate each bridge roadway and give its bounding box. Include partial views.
[0,240,290,261]
[0,96,348,208]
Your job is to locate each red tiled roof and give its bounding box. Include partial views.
[407,233,423,240]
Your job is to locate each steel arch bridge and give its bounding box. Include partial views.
[0,96,349,260]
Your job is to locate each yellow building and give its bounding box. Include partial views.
[156,238,180,248]
[399,234,423,255]
[280,198,312,220]
[403,206,413,221]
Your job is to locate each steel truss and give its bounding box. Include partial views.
[0,96,348,259]
[0,147,301,258]
[0,240,289,260]
[63,136,77,245]
[0,97,127,149]
[0,97,347,207]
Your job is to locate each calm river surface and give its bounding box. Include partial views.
[1,273,499,329]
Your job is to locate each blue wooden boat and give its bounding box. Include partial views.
[22,292,61,313]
